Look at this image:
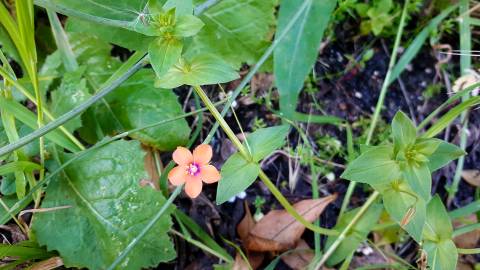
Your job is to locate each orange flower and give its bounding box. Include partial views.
[168,144,221,198]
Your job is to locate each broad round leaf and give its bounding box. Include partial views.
[32,140,176,269]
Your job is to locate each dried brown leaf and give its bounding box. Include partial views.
[238,202,256,242]
[30,256,64,270]
[281,240,314,270]
[462,170,480,187]
[454,215,480,249]
[246,195,337,252]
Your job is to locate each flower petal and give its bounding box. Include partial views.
[168,166,187,186]
[172,146,193,165]
[193,144,212,165]
[185,177,203,198]
[200,165,221,184]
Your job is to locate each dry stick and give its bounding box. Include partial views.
[316,0,411,268]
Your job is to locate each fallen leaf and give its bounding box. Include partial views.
[454,215,480,249]
[452,74,480,96]
[233,253,251,270]
[246,195,337,252]
[142,145,160,190]
[237,202,264,269]
[30,256,64,270]
[462,170,480,187]
[281,240,314,270]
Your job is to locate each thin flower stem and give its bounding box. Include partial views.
[171,229,232,262]
[338,0,410,219]
[311,191,380,270]
[457,248,480,254]
[193,85,338,236]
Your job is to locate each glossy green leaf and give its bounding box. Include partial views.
[32,140,176,270]
[101,70,190,151]
[149,37,183,77]
[274,0,336,118]
[392,111,416,152]
[341,145,401,186]
[244,125,290,162]
[427,141,465,172]
[189,0,277,69]
[423,195,457,270]
[402,164,431,201]
[325,204,383,266]
[49,67,91,132]
[155,54,239,88]
[375,180,426,242]
[216,152,260,205]
[174,15,204,37]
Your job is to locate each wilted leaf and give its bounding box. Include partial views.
[246,195,337,252]
[281,240,314,270]
[462,170,480,187]
[32,140,176,269]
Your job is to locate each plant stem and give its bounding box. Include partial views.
[448,0,471,204]
[0,55,147,157]
[340,0,410,220]
[457,248,480,254]
[106,185,183,270]
[171,229,231,262]
[193,85,338,236]
[311,191,380,270]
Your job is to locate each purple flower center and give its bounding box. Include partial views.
[187,163,200,176]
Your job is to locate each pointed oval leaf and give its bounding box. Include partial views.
[244,125,290,162]
[216,152,260,205]
[392,111,416,152]
[149,37,183,77]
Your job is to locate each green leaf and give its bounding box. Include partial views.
[325,204,383,266]
[392,111,416,152]
[155,54,239,88]
[148,37,183,77]
[49,67,92,132]
[402,164,431,201]
[375,180,425,242]
[189,0,277,69]
[216,152,260,205]
[423,195,453,240]
[163,0,193,16]
[67,17,155,51]
[0,97,80,152]
[274,0,336,118]
[0,240,53,260]
[0,161,41,175]
[174,15,204,37]
[32,140,176,269]
[1,174,16,195]
[423,239,458,270]
[414,138,442,157]
[244,125,289,162]
[101,70,190,151]
[423,195,457,270]
[341,145,401,186]
[427,141,465,172]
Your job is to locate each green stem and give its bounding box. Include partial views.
[193,85,337,236]
[311,191,380,270]
[340,0,410,229]
[171,229,231,262]
[457,248,480,254]
[448,0,472,204]
[0,55,147,157]
[453,223,480,238]
[106,185,183,270]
